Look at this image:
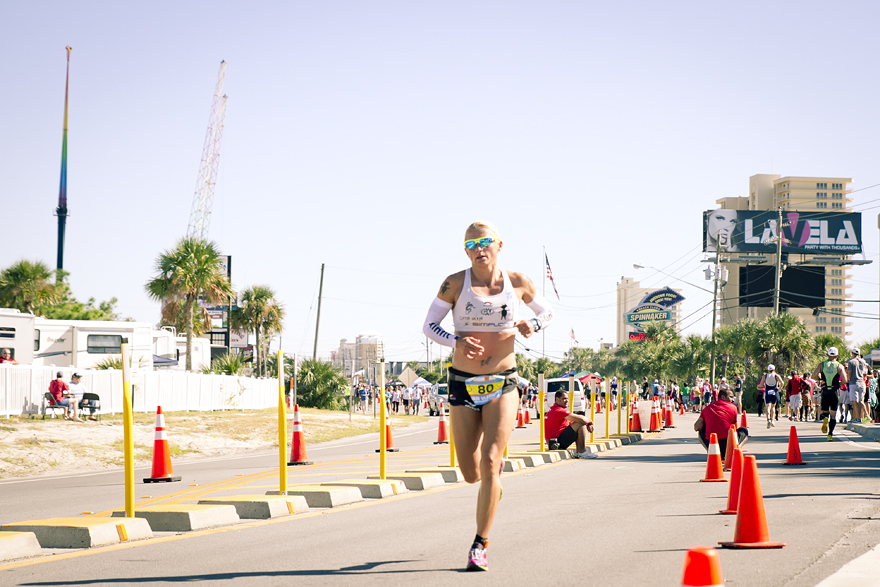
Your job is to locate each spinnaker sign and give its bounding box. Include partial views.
[626,303,670,324]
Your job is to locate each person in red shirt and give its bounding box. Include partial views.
[545,390,596,459]
[48,371,83,422]
[694,387,747,455]
[0,348,18,364]
[786,371,803,421]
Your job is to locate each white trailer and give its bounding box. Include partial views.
[33,318,154,370]
[0,308,36,365]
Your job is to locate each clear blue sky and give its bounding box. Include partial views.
[3,1,880,364]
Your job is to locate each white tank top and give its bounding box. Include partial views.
[453,269,519,333]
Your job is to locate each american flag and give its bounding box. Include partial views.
[545,252,560,299]
[570,328,576,340]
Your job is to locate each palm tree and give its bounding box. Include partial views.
[756,313,814,375]
[230,285,285,377]
[297,358,349,409]
[0,260,60,314]
[145,237,234,372]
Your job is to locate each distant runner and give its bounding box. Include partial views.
[812,347,848,441]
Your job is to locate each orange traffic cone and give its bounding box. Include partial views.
[719,455,786,548]
[144,406,181,483]
[596,397,602,413]
[701,433,727,482]
[681,547,724,587]
[648,398,662,432]
[523,403,532,424]
[630,400,642,432]
[680,403,685,416]
[723,425,739,471]
[376,410,399,452]
[515,404,526,428]
[288,404,313,465]
[434,401,449,444]
[740,411,749,428]
[665,400,676,428]
[720,448,744,514]
[783,425,805,465]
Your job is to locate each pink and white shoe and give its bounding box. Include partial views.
[466,547,488,572]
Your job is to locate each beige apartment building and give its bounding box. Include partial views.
[616,277,683,346]
[715,174,854,341]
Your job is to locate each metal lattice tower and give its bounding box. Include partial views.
[187,61,228,240]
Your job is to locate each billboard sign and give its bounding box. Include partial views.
[626,304,671,324]
[703,210,862,254]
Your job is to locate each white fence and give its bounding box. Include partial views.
[0,365,279,417]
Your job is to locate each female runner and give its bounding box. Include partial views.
[422,220,552,571]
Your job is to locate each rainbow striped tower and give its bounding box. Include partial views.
[55,46,71,279]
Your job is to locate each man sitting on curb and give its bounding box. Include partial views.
[545,390,597,459]
[694,387,748,456]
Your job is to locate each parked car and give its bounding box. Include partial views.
[428,383,449,416]
[543,377,587,415]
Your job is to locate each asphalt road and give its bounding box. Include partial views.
[2,409,880,586]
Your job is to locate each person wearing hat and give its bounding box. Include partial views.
[812,347,849,441]
[761,365,785,428]
[69,373,98,421]
[845,347,869,424]
[48,371,83,422]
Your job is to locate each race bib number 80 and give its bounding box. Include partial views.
[465,375,506,406]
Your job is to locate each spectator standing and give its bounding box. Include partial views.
[801,373,815,422]
[733,373,743,413]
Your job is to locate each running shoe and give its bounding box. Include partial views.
[466,547,488,571]
[821,417,828,434]
[767,420,772,429]
[577,449,598,459]
[827,434,834,442]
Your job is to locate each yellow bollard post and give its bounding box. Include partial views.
[447,362,456,468]
[449,402,456,467]
[538,372,545,452]
[590,380,596,444]
[626,384,631,433]
[617,378,622,435]
[567,374,574,420]
[121,343,135,517]
[379,359,386,479]
[277,350,287,495]
[604,380,611,439]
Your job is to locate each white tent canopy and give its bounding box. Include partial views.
[412,376,432,387]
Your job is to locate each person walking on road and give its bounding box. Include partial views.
[733,373,743,414]
[845,347,868,424]
[785,371,803,421]
[762,365,784,428]
[812,347,848,441]
[422,220,553,572]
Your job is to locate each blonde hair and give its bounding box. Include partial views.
[465,220,500,240]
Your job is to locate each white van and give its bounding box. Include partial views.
[543,377,587,415]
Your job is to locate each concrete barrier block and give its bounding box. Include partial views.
[502,458,525,472]
[111,504,239,532]
[0,531,42,561]
[507,453,545,467]
[197,495,309,519]
[406,467,464,483]
[320,479,407,498]
[2,517,152,549]
[525,451,562,463]
[367,473,445,491]
[267,485,363,508]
